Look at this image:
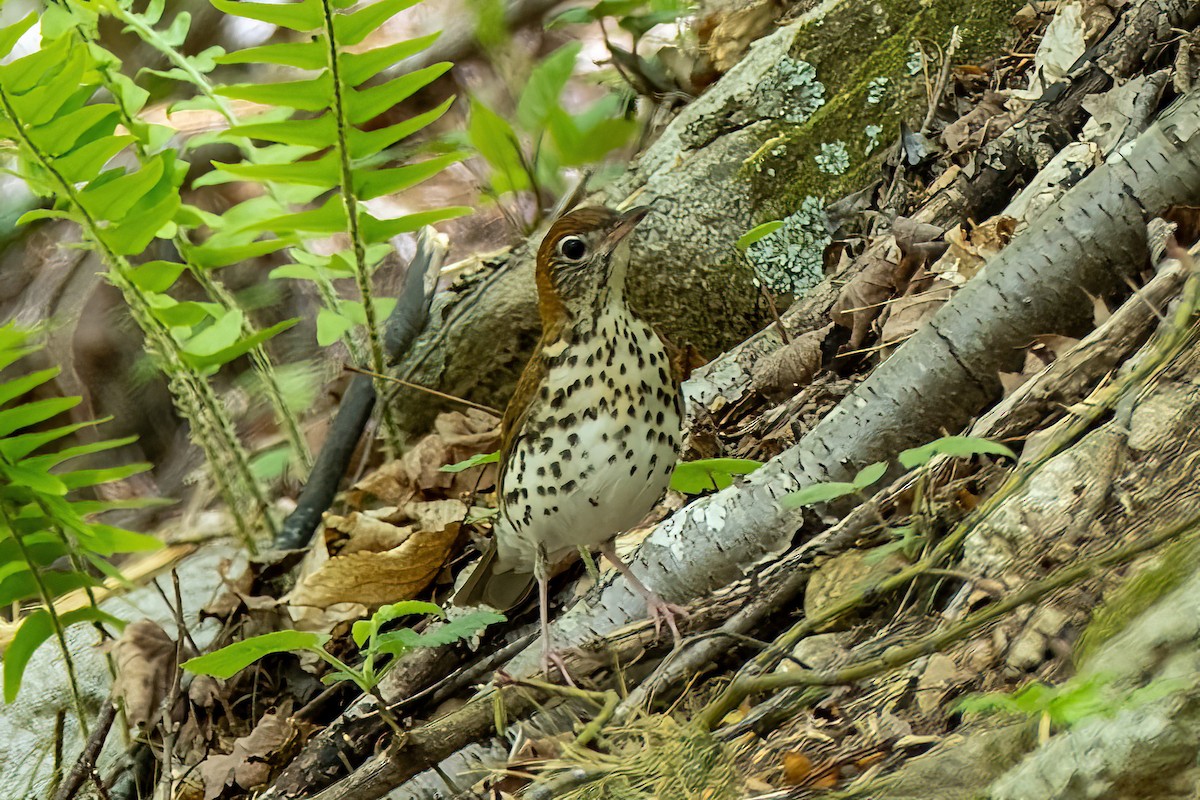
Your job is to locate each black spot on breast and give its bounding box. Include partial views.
[519,487,528,499]
[537,466,546,477]
[658,366,669,383]
[629,464,637,476]
[649,454,658,469]
[567,432,579,446]
[551,391,566,410]
[523,508,533,525]
[589,497,599,507]
[536,486,546,496]
[560,449,573,462]
[559,413,577,428]
[505,490,518,503]
[608,454,618,464]
[567,354,578,367]
[619,363,627,375]
[563,480,576,492]
[656,411,664,425]
[648,352,657,365]
[585,375,594,388]
[551,462,562,479]
[598,396,609,412]
[584,407,598,421]
[543,508,552,516]
[628,342,636,356]
[540,385,550,399]
[645,428,655,440]
[625,448,634,459]
[547,485,558,496]
[539,437,554,453]
[586,352,595,367]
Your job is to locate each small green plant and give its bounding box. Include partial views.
[0,324,162,718]
[956,672,1188,732]
[440,451,501,473]
[736,221,784,251]
[183,601,503,727]
[670,458,763,494]
[783,435,1016,508]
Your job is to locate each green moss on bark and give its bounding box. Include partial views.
[744,0,1022,219]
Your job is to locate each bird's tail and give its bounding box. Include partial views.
[453,539,537,611]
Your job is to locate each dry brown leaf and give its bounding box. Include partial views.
[288,500,465,608]
[942,91,1012,154]
[354,409,499,506]
[199,700,303,799]
[751,324,832,403]
[878,273,955,351]
[935,215,1016,283]
[109,619,194,729]
[699,0,782,73]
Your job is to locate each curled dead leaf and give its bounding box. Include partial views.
[110,619,196,729]
[354,410,499,506]
[751,324,832,403]
[199,700,306,799]
[942,91,1012,155]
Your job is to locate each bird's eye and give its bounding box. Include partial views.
[558,236,588,262]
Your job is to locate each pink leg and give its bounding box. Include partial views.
[535,546,575,686]
[598,543,688,644]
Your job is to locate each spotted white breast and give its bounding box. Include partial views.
[495,303,682,571]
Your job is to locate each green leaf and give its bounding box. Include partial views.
[0,13,37,61]
[210,0,323,31]
[59,461,152,491]
[736,220,783,250]
[897,436,1018,470]
[546,7,594,28]
[0,420,103,462]
[0,367,60,408]
[781,481,858,508]
[226,114,337,149]
[852,461,888,490]
[182,310,244,357]
[354,152,465,201]
[182,629,330,679]
[217,76,334,111]
[0,569,98,609]
[349,96,454,159]
[29,105,120,157]
[129,260,187,293]
[334,0,421,46]
[215,39,328,69]
[21,434,138,472]
[181,319,299,370]
[0,397,80,438]
[669,458,763,494]
[439,451,500,473]
[2,461,67,495]
[340,32,440,87]
[348,63,452,125]
[4,607,123,702]
[249,195,347,236]
[516,42,581,130]
[77,523,162,556]
[210,151,340,189]
[315,308,354,346]
[373,609,504,655]
[188,239,294,270]
[467,97,528,194]
[49,135,139,185]
[352,600,445,647]
[359,206,471,240]
[78,160,165,221]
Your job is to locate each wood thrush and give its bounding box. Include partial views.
[454,205,685,674]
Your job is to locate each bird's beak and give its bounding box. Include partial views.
[603,206,651,253]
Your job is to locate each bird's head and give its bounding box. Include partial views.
[534,205,649,323]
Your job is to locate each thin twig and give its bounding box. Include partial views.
[342,364,502,416]
[52,700,118,800]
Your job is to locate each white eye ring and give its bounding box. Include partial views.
[557,235,588,262]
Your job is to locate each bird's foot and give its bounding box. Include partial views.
[541,644,577,687]
[644,593,689,645]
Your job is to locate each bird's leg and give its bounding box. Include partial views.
[598,542,688,644]
[535,544,576,686]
